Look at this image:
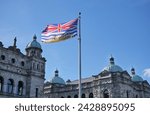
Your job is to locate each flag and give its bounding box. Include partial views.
[41,18,78,43]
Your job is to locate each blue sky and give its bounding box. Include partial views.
[0,0,150,82]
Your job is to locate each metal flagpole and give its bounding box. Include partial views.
[78,12,82,98]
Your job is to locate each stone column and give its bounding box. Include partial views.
[13,83,17,95]
[3,79,8,93]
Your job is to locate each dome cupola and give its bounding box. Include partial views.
[50,69,65,85]
[26,35,42,57]
[131,68,143,82]
[131,67,135,75]
[110,56,114,65]
[103,55,123,72]
[55,69,59,77]
[26,35,41,49]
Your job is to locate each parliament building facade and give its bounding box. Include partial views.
[0,36,46,97]
[1,37,150,98]
[44,57,150,98]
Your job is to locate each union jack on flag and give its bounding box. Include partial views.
[41,18,78,43]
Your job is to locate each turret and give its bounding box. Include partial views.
[26,35,42,58]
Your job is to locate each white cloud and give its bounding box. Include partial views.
[143,68,150,77]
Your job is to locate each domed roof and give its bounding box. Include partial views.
[103,64,123,72]
[132,75,143,82]
[50,69,65,84]
[131,68,143,82]
[103,56,123,72]
[26,35,41,49]
[50,76,65,84]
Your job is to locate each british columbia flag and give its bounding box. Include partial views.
[41,18,78,43]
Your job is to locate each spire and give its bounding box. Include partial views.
[7,37,21,53]
[110,55,115,65]
[13,37,17,48]
[33,34,37,40]
[55,69,59,77]
[131,67,135,75]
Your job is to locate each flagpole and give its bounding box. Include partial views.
[78,12,82,98]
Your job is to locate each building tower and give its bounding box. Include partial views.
[25,35,46,97]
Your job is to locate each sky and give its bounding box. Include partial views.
[0,0,150,83]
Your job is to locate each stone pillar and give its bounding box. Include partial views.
[23,85,26,96]
[13,84,17,95]
[3,79,7,93]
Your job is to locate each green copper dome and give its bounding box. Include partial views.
[131,68,143,82]
[103,64,123,72]
[26,35,41,49]
[132,75,143,82]
[50,70,65,85]
[103,56,123,72]
[50,76,65,84]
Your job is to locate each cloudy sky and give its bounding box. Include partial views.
[0,0,150,82]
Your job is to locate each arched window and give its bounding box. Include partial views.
[0,77,4,92]
[81,93,85,98]
[7,79,14,93]
[37,64,39,70]
[33,63,35,69]
[1,55,5,60]
[67,95,71,98]
[11,58,15,63]
[21,61,25,66]
[89,93,94,98]
[31,50,35,56]
[18,81,23,96]
[41,65,43,72]
[74,94,78,98]
[103,89,109,98]
[136,95,138,98]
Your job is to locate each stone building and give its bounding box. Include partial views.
[44,56,150,98]
[1,35,150,98]
[0,36,46,97]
